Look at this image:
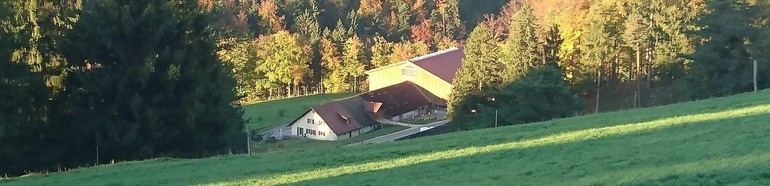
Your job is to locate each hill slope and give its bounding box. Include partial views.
[242,94,353,133]
[4,90,770,185]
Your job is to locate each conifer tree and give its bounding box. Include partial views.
[543,25,563,70]
[686,0,769,98]
[447,24,501,119]
[500,0,539,84]
[292,1,321,47]
[390,0,413,40]
[0,0,52,174]
[430,0,464,44]
[58,0,245,163]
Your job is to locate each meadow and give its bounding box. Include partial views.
[242,94,354,133]
[3,90,770,185]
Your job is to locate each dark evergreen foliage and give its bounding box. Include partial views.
[686,0,770,98]
[56,0,244,165]
[487,66,583,125]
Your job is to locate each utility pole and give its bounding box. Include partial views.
[754,60,758,92]
[495,109,498,128]
[96,145,99,165]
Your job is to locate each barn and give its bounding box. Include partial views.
[287,46,465,141]
[365,47,465,101]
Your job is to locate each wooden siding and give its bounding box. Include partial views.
[367,62,452,100]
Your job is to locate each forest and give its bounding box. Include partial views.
[1,0,769,176]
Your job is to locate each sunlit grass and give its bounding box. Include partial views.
[4,90,770,185]
[571,152,770,185]
[222,104,770,185]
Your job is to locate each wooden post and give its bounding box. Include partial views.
[755,60,758,92]
[495,109,498,127]
[634,91,638,109]
[246,125,251,156]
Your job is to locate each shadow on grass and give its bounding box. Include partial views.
[575,152,770,185]
[5,93,768,185]
[277,105,770,185]
[208,103,770,185]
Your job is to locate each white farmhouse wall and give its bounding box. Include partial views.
[289,110,338,141]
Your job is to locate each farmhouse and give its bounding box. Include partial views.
[288,97,377,140]
[365,47,465,100]
[288,47,464,141]
[287,82,444,140]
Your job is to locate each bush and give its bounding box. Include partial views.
[491,66,582,125]
[450,66,582,129]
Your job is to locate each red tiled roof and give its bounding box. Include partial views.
[290,96,377,135]
[410,47,465,83]
[359,81,439,117]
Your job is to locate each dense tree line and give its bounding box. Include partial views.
[448,0,769,129]
[1,0,244,176]
[213,0,490,102]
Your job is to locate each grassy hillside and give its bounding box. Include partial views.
[253,125,408,153]
[5,90,770,185]
[242,94,354,133]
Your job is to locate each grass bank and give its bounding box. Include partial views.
[5,90,770,185]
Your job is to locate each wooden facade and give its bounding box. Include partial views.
[366,47,464,102]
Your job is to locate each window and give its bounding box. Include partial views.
[297,127,304,135]
[319,132,325,136]
[307,119,315,124]
[306,128,311,135]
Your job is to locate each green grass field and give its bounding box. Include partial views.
[4,90,770,185]
[242,94,354,133]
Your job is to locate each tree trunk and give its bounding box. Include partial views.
[636,49,642,107]
[595,64,601,114]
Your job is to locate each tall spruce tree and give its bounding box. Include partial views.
[58,0,244,163]
[500,0,539,84]
[430,0,464,44]
[0,0,54,175]
[390,0,412,40]
[686,0,770,98]
[447,24,501,127]
[543,25,563,70]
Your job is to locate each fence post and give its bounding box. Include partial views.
[754,60,758,92]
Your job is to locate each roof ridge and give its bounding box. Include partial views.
[409,81,432,103]
[408,47,459,62]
